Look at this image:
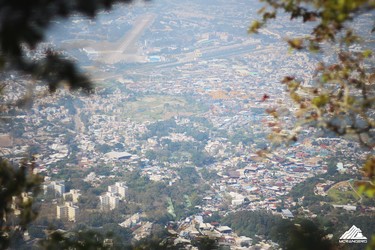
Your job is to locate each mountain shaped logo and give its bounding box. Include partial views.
[339,225,367,244]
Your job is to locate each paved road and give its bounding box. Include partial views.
[91,43,274,82]
[104,13,156,64]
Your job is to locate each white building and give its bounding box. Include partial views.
[281,209,294,219]
[57,202,79,222]
[100,192,119,211]
[43,180,65,196]
[63,189,81,203]
[54,182,65,195]
[108,182,128,200]
[11,192,30,216]
[56,205,67,220]
[68,204,79,221]
[119,213,140,228]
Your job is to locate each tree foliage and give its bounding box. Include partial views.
[251,0,374,144]
[251,0,375,203]
[221,210,283,239]
[39,230,110,250]
[251,2,375,247]
[0,0,145,96]
[273,219,333,250]
[357,155,375,198]
[0,0,145,248]
[0,158,43,249]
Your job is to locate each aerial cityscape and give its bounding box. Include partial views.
[0,0,374,249]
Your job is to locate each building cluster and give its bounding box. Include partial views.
[11,192,32,216]
[43,180,66,196]
[0,1,372,248]
[44,180,83,222]
[99,182,128,211]
[57,202,79,222]
[167,215,278,249]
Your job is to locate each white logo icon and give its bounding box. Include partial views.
[339,225,367,244]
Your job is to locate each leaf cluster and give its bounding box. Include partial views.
[0,158,43,249]
[250,0,375,48]
[221,210,283,239]
[250,4,375,245]
[0,0,146,94]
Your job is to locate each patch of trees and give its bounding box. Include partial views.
[200,168,219,181]
[145,137,214,167]
[221,211,335,249]
[271,219,333,250]
[80,210,124,228]
[143,118,210,143]
[143,119,178,138]
[221,210,283,240]
[229,129,254,145]
[123,169,206,222]
[289,171,361,206]
[177,167,200,185]
[191,150,214,167]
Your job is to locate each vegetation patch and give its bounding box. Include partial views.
[167,197,176,218]
[120,95,206,122]
[327,181,361,205]
[184,195,192,208]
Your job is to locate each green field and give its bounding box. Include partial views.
[167,197,176,218]
[327,182,361,205]
[120,95,206,122]
[184,195,192,208]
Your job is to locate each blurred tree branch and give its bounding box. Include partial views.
[250,2,375,242]
[0,0,146,93]
[0,158,43,249]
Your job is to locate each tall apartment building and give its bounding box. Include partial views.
[43,180,65,196]
[56,204,67,220]
[68,204,79,221]
[63,189,81,203]
[108,182,128,200]
[54,181,65,195]
[11,192,30,216]
[56,202,79,222]
[99,192,119,211]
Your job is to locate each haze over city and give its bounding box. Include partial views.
[0,0,374,249]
